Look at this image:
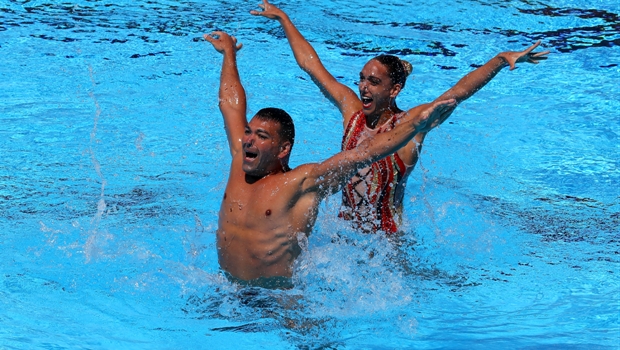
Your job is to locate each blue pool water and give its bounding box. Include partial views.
[1,0,619,348]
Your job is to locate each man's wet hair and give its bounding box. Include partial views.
[373,54,413,88]
[255,107,296,147]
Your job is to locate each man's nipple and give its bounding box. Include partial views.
[266,209,271,216]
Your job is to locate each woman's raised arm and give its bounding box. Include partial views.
[251,0,361,120]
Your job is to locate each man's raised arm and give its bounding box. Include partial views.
[204,31,247,156]
[302,99,456,197]
[430,41,550,126]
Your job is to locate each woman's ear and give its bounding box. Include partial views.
[390,83,403,99]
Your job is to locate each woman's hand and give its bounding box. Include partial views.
[250,0,287,21]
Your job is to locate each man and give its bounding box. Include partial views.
[205,31,455,289]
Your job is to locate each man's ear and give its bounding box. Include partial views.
[278,141,292,159]
[390,83,402,99]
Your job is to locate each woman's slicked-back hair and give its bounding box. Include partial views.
[255,107,296,147]
[373,55,413,89]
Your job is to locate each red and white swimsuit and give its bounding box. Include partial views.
[339,110,413,234]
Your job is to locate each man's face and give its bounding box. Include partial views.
[358,59,400,118]
[241,117,285,177]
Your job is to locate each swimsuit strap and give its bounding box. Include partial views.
[342,110,366,151]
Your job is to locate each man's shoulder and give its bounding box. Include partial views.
[277,164,321,192]
[290,162,316,171]
[287,163,319,177]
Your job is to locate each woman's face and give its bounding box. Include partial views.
[358,59,401,118]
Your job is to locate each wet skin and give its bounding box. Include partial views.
[358,59,403,128]
[207,30,456,285]
[216,120,316,281]
[251,0,549,235]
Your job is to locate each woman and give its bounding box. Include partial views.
[251,0,549,234]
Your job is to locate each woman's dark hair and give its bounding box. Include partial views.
[373,55,413,88]
[255,107,295,147]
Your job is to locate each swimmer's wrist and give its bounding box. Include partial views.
[495,54,509,68]
[277,13,291,24]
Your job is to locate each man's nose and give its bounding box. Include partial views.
[242,134,253,145]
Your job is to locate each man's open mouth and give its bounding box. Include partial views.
[245,151,258,160]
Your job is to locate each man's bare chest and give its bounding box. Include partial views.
[220,179,292,227]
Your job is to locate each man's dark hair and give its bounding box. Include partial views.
[373,54,412,88]
[255,107,296,147]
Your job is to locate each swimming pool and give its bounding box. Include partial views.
[1,0,618,348]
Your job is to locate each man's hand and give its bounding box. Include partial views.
[204,31,243,54]
[250,0,286,20]
[499,41,550,71]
